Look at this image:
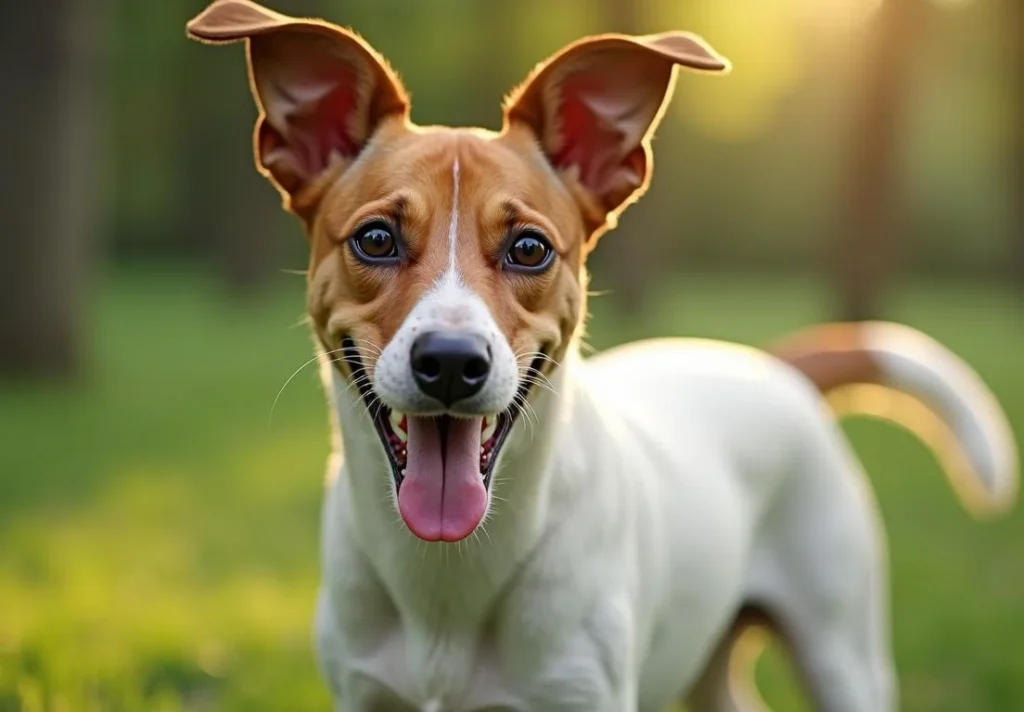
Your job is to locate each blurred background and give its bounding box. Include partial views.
[0,0,1021,710]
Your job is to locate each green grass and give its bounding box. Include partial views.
[1,268,1022,711]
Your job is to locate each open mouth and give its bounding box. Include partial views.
[339,336,544,541]
[378,409,504,485]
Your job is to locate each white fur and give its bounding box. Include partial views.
[316,324,1016,711]
[863,322,1018,503]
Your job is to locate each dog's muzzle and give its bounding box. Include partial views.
[339,335,544,543]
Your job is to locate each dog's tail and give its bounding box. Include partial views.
[768,321,1018,518]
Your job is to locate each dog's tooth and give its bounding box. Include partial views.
[390,411,408,442]
[481,417,497,444]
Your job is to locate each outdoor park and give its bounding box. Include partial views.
[1,0,1021,710]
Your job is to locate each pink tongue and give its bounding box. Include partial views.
[397,416,487,542]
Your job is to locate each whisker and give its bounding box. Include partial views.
[519,375,558,397]
[268,347,348,428]
[358,393,385,422]
[509,397,537,439]
[474,524,492,548]
[466,529,481,552]
[349,337,383,356]
[347,335,382,347]
[335,368,375,402]
[520,400,540,439]
[515,350,561,369]
[487,489,509,507]
[521,370,557,386]
[289,313,312,330]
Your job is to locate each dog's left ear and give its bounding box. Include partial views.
[504,33,729,242]
[186,0,409,218]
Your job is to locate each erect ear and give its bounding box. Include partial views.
[503,32,729,241]
[186,0,409,217]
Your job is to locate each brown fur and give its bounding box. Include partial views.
[766,322,885,395]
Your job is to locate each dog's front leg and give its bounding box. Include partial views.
[606,667,640,712]
[504,593,640,712]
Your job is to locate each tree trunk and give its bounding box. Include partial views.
[831,0,927,322]
[0,0,103,377]
[177,31,283,294]
[461,0,515,131]
[176,0,330,294]
[1009,0,1024,288]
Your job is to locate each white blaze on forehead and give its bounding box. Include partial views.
[440,156,461,286]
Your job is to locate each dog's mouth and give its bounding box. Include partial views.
[376,410,505,486]
[339,336,543,542]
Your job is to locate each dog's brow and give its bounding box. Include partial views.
[501,197,567,255]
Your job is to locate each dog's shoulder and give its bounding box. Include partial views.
[579,337,832,484]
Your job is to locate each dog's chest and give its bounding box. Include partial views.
[319,611,525,711]
[315,555,527,711]
[317,580,622,712]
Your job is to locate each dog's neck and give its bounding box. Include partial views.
[321,343,584,623]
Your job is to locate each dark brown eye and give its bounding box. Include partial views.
[505,232,553,272]
[352,222,398,262]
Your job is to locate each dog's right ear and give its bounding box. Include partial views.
[186,0,409,217]
[503,32,728,244]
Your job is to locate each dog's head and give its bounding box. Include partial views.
[187,0,729,542]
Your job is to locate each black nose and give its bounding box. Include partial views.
[410,331,492,406]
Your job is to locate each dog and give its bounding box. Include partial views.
[186,2,1019,709]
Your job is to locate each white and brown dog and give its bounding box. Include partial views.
[187,2,1019,710]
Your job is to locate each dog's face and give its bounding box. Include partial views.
[187,0,729,542]
[306,124,587,419]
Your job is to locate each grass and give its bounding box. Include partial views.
[0,267,1021,711]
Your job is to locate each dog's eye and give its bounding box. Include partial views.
[505,231,553,272]
[351,222,398,262]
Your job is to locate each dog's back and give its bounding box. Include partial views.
[574,326,1017,710]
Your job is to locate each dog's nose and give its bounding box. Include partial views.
[410,331,492,406]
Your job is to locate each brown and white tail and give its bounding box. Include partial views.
[769,322,1019,518]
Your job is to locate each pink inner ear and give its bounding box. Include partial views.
[257,59,362,191]
[553,74,627,194]
[289,77,359,176]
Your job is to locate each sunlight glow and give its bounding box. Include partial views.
[660,0,884,142]
[671,0,802,142]
[795,0,884,29]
